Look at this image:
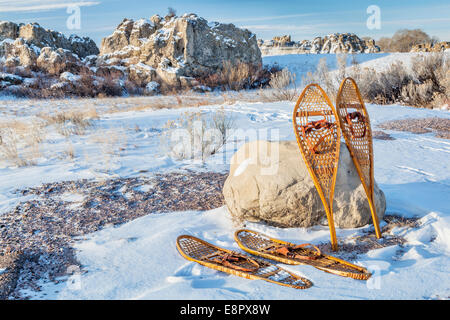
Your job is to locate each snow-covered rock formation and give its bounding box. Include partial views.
[0,21,99,69]
[96,13,262,88]
[258,33,380,56]
[0,14,262,95]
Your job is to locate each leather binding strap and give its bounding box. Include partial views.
[212,253,260,272]
[300,119,335,154]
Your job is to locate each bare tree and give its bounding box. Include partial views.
[167,7,177,18]
[378,29,432,52]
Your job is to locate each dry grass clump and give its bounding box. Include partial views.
[0,107,101,167]
[39,108,99,136]
[0,120,45,167]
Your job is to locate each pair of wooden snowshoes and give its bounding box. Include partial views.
[177,228,371,290]
[176,78,377,289]
[293,77,382,251]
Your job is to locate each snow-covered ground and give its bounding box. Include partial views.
[1,53,450,299]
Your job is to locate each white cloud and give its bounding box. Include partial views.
[0,0,100,13]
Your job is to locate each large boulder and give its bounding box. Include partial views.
[98,13,262,88]
[223,140,386,228]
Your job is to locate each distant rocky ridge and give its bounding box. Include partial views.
[411,41,450,52]
[258,33,380,56]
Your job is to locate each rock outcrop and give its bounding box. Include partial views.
[0,21,98,68]
[0,21,100,96]
[223,140,386,228]
[97,13,262,88]
[411,41,450,53]
[36,47,84,75]
[258,33,380,56]
[0,15,263,96]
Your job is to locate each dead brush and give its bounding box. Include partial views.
[195,60,273,91]
[262,67,299,101]
[220,60,253,91]
[160,107,234,161]
[347,52,449,108]
[0,120,46,167]
[302,58,337,102]
[39,108,99,136]
[299,54,448,109]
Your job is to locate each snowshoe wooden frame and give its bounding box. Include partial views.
[176,235,312,289]
[336,77,381,239]
[293,84,341,251]
[235,229,371,280]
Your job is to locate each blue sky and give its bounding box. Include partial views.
[1,0,449,45]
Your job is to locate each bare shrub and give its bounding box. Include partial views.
[167,7,177,18]
[336,53,348,82]
[160,108,234,161]
[96,73,123,97]
[211,106,235,145]
[195,61,277,91]
[302,57,338,101]
[220,60,253,90]
[376,37,391,52]
[400,80,434,106]
[263,67,299,101]
[64,141,75,160]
